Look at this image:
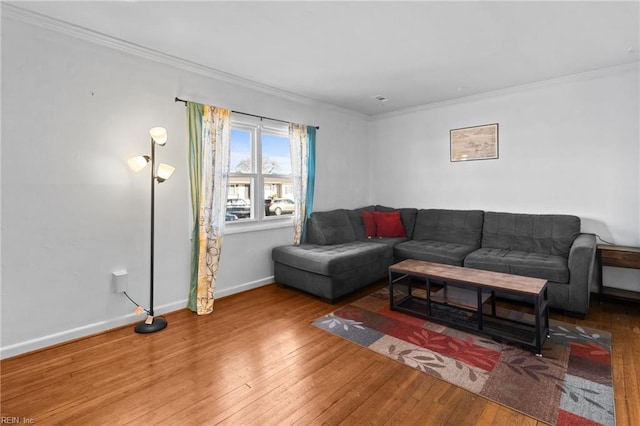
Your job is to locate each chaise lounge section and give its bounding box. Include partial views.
[272,207,405,301]
[272,206,596,316]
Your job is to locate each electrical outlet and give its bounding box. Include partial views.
[112,271,128,293]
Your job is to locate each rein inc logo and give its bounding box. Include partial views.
[0,418,34,424]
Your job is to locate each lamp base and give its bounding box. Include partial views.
[134,316,167,334]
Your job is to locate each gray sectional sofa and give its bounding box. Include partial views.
[271,206,597,316]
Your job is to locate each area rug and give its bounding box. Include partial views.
[312,287,614,426]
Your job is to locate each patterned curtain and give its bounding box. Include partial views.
[289,124,317,244]
[187,102,231,314]
[289,123,307,244]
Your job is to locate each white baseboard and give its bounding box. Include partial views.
[215,276,274,299]
[0,277,275,360]
[0,299,187,360]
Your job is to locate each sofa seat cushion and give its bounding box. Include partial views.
[464,248,569,283]
[394,240,477,266]
[272,242,392,276]
[364,237,410,248]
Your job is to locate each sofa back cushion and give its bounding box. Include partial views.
[412,209,484,248]
[482,212,580,257]
[306,209,357,245]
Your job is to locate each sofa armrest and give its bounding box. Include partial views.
[567,233,597,315]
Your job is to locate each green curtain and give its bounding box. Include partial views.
[186,102,231,314]
[187,102,203,312]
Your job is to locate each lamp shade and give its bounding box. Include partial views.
[128,155,150,172]
[156,163,175,182]
[149,127,168,145]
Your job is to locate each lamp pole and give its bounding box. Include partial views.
[150,138,156,316]
[134,133,168,333]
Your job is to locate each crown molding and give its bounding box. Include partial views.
[371,61,639,121]
[4,3,635,123]
[2,3,368,121]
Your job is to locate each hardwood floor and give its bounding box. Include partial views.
[2,281,639,425]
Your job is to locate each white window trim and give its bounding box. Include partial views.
[224,217,294,235]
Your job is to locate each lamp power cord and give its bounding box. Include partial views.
[123,291,151,316]
[121,291,167,322]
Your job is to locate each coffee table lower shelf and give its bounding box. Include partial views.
[388,261,550,356]
[393,295,543,352]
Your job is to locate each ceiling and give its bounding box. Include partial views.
[9,1,640,116]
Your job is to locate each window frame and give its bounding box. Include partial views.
[225,115,293,233]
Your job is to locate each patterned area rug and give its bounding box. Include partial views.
[312,287,614,426]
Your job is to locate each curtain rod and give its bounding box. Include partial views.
[174,97,319,130]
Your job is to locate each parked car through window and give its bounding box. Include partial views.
[266,198,295,216]
[226,198,251,219]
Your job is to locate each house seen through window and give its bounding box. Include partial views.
[226,117,293,222]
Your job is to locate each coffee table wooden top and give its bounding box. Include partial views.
[390,259,547,296]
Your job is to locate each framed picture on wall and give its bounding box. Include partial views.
[450,123,499,162]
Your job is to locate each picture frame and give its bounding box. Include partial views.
[450,123,499,162]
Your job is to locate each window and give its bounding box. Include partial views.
[226,116,293,223]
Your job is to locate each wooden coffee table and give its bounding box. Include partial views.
[388,259,550,356]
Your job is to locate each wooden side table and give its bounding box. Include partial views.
[597,244,640,302]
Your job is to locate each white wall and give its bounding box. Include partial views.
[369,63,640,292]
[3,10,638,360]
[0,16,370,358]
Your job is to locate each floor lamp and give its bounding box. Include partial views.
[128,127,175,333]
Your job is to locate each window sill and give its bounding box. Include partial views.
[224,217,294,235]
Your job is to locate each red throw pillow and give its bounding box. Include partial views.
[373,211,406,238]
[361,211,377,238]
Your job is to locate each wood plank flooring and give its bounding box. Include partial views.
[1,281,639,425]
